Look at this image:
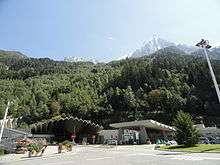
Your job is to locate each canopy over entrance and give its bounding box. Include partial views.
[110,120,175,132]
[31,116,103,143]
[109,120,175,144]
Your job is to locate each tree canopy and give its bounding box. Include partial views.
[0,50,220,128]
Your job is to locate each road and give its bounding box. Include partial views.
[0,145,220,165]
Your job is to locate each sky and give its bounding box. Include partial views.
[0,0,220,62]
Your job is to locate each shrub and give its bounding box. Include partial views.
[18,122,29,130]
[58,140,72,153]
[173,110,200,147]
[62,140,72,148]
[0,148,4,155]
[28,143,41,152]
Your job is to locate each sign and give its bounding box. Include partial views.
[70,133,76,139]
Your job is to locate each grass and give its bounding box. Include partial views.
[160,144,220,153]
[0,148,4,156]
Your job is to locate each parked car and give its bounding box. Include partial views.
[165,140,177,146]
[199,137,210,144]
[207,137,216,144]
[104,139,118,145]
[215,137,220,144]
[207,136,220,144]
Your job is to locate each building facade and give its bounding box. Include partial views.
[100,120,175,144]
[31,117,103,143]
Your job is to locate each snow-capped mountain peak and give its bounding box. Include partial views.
[116,53,132,60]
[64,56,100,64]
[131,37,176,58]
[131,36,200,58]
[64,56,84,62]
[176,44,198,54]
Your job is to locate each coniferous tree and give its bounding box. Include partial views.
[173,111,200,147]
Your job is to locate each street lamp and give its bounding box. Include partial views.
[0,101,11,143]
[196,39,220,104]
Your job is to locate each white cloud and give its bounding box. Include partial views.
[107,36,115,41]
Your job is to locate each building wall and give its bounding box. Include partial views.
[195,124,220,138]
[99,128,172,144]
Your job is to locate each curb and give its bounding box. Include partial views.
[157,148,220,154]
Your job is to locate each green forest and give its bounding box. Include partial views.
[0,48,220,128]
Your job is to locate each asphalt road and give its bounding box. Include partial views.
[0,145,220,165]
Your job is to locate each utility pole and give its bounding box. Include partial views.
[0,101,10,143]
[196,39,220,104]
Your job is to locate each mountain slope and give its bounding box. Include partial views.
[191,48,220,60]
[0,50,27,59]
[210,47,220,60]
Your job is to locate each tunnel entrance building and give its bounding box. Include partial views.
[110,120,175,144]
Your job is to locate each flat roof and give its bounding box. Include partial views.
[110,120,175,131]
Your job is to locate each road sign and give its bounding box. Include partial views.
[70,134,76,139]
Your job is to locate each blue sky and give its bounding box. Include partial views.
[0,0,220,62]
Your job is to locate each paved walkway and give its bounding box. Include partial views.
[0,145,219,165]
[0,145,78,162]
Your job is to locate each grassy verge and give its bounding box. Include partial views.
[160,144,220,153]
[0,148,4,156]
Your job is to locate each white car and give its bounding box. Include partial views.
[165,140,177,145]
[199,137,210,144]
[105,139,118,145]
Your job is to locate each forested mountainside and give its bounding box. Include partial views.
[0,49,220,128]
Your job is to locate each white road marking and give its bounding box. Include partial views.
[167,155,220,161]
[202,157,220,160]
[170,156,203,161]
[86,157,113,161]
[42,161,74,165]
[127,153,156,156]
[127,152,220,161]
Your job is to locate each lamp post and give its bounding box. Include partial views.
[0,101,10,143]
[196,39,220,103]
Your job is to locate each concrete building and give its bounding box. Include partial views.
[98,129,119,144]
[108,120,175,144]
[196,124,220,138]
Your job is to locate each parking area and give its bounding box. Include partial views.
[0,145,220,165]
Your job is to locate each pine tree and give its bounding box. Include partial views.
[173,111,200,147]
